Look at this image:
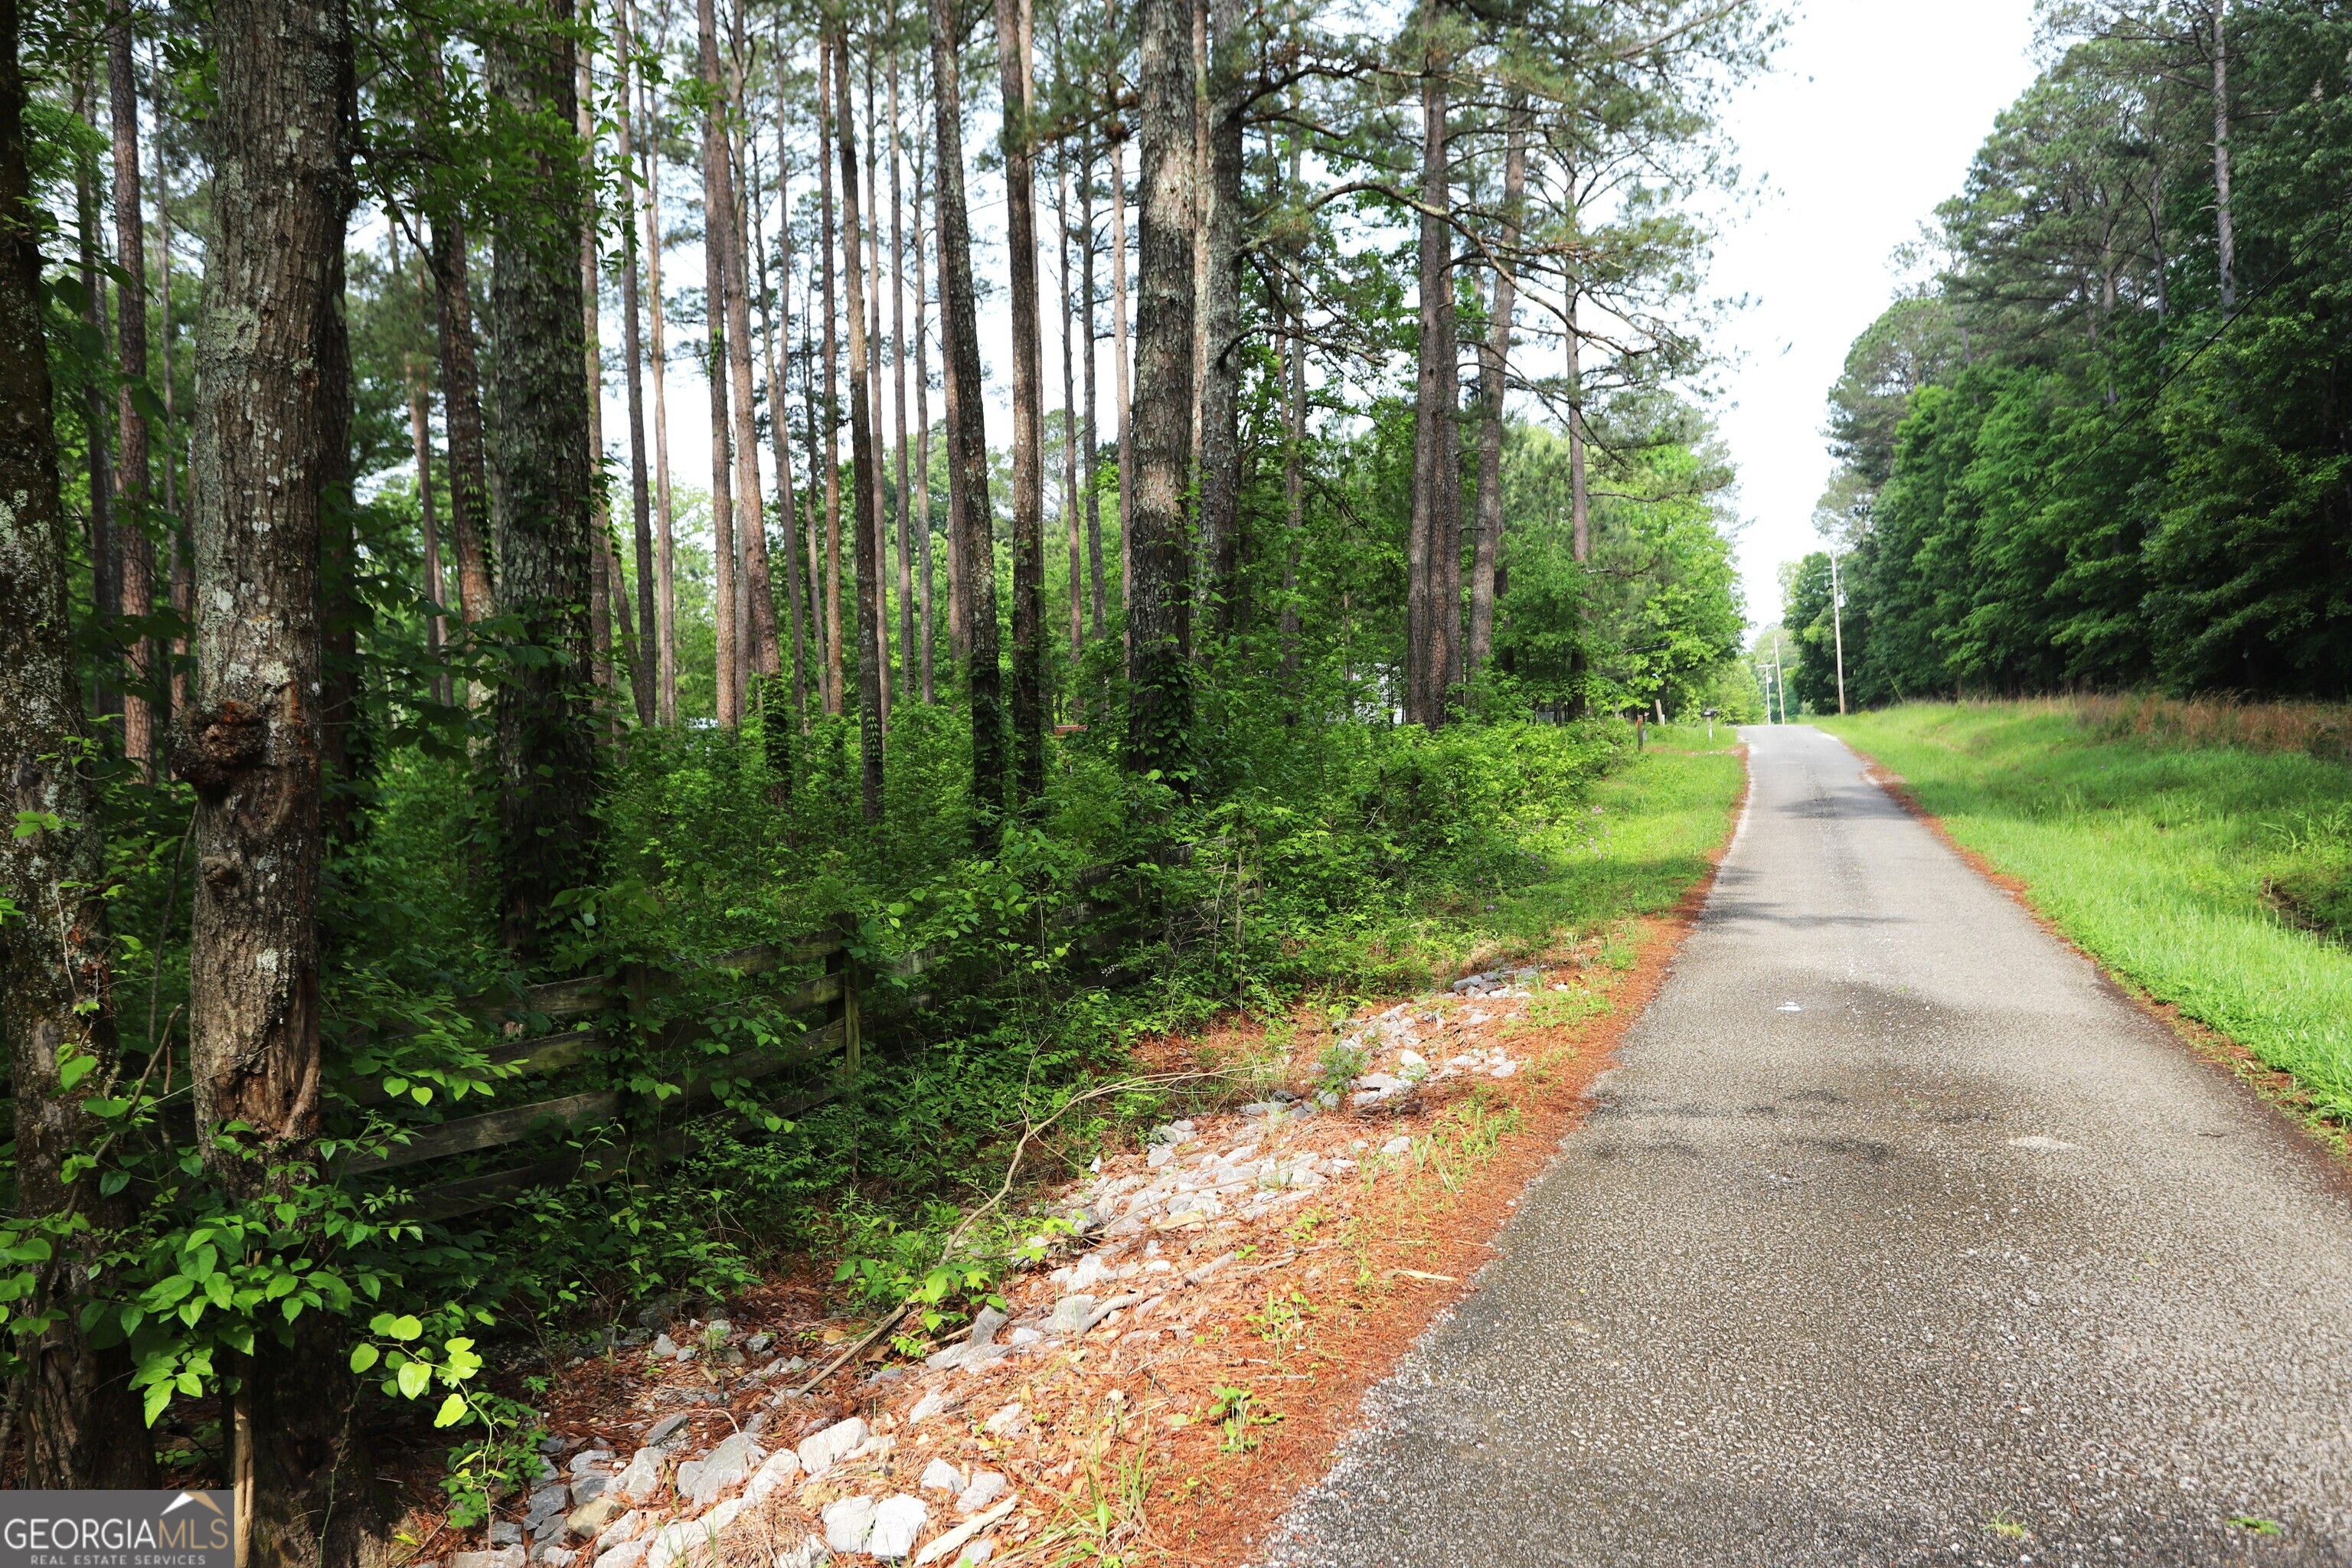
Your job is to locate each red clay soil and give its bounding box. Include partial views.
[1857,759,2349,1167]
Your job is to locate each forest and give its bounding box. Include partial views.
[0,0,1768,1542]
[1782,0,2350,714]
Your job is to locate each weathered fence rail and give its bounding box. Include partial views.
[8,858,1191,1224]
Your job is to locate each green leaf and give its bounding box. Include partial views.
[142,1382,173,1427]
[350,1343,381,1374]
[396,1359,433,1400]
[384,1313,423,1341]
[433,1393,469,1428]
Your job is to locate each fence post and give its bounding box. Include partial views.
[829,920,862,1076]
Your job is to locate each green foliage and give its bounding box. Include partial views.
[1817,5,2352,702]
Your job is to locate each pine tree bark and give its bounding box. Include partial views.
[1080,132,1106,638]
[913,116,936,701]
[317,245,361,828]
[0,0,154,1482]
[71,91,116,727]
[577,38,612,710]
[1468,106,1522,681]
[929,0,1006,828]
[861,64,892,726]
[635,54,679,724]
[821,38,845,715]
[697,0,738,726]
[1407,6,1456,727]
[2210,0,2233,311]
[400,242,450,704]
[615,0,658,726]
[1127,0,1196,779]
[428,213,496,630]
[835,24,886,820]
[1108,121,1134,619]
[998,0,1047,803]
[1195,0,1244,642]
[890,54,916,701]
[185,0,391,1550]
[1057,142,1083,681]
[1278,119,1302,681]
[488,0,603,959]
[759,34,808,717]
[107,0,156,773]
[721,21,779,691]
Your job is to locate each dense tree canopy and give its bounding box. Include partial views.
[1791,0,2352,710]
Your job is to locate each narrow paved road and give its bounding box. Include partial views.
[1269,724,2352,1568]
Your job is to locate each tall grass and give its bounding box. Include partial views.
[1961,691,2352,764]
[1823,703,2352,1123]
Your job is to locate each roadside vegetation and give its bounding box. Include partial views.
[1824,701,2352,1127]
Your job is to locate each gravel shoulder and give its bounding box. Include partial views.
[1266,724,2352,1568]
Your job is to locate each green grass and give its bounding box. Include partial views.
[1821,702,2352,1122]
[1498,724,1745,939]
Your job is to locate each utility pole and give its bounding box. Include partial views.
[1829,550,1847,716]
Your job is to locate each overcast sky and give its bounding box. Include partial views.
[1705,0,2041,627]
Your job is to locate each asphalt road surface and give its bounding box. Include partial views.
[1266,724,2352,1568]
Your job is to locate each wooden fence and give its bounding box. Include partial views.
[334,859,1180,1223]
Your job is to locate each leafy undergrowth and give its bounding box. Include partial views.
[1823,701,2352,1125]
[389,737,1746,1567]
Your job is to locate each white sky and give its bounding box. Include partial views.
[1704,0,2040,627]
[608,0,2045,632]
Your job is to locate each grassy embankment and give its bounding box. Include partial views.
[1821,701,2352,1125]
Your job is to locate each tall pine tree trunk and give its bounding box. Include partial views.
[578,40,614,707]
[0,0,154,1482]
[821,38,845,715]
[1057,139,1082,681]
[998,0,1047,803]
[759,35,808,717]
[616,0,658,726]
[1195,0,1244,642]
[428,213,496,632]
[1080,132,1106,638]
[721,18,779,691]
[861,63,892,727]
[107,0,156,773]
[697,0,738,726]
[1468,106,1521,681]
[913,114,937,701]
[890,53,916,701]
[835,24,886,820]
[930,0,1005,829]
[636,57,679,724]
[185,0,387,1551]
[2210,0,2233,311]
[1109,120,1134,619]
[488,0,603,959]
[1407,5,1456,727]
[1127,0,1195,780]
[1278,118,1302,681]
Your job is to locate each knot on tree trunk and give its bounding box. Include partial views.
[175,698,269,796]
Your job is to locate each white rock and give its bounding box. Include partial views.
[677,1433,763,1506]
[571,1449,617,1476]
[591,1544,646,1568]
[982,1403,1028,1439]
[1044,1295,1095,1334]
[490,1526,525,1548]
[742,1448,802,1503]
[1380,1135,1413,1156]
[651,1334,679,1358]
[955,1545,991,1566]
[1145,1145,1174,1169]
[773,1540,833,1568]
[454,1552,526,1568]
[533,1547,575,1568]
[865,1495,929,1560]
[797,1416,868,1477]
[821,1497,877,1555]
[952,1472,1008,1514]
[642,1517,711,1568]
[645,1414,693,1447]
[570,1474,609,1506]
[1006,1327,1042,1346]
[920,1459,965,1494]
[907,1388,959,1426]
[613,1449,667,1506]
